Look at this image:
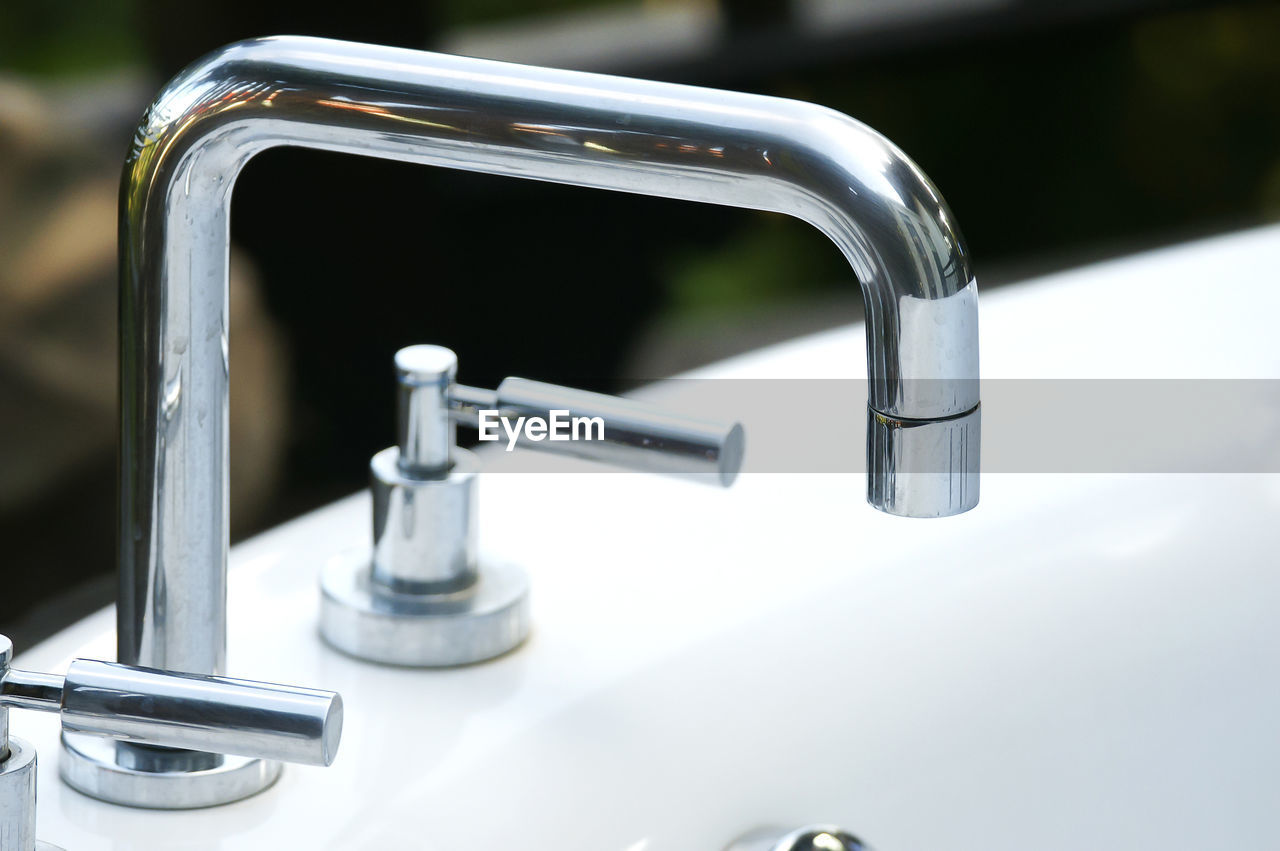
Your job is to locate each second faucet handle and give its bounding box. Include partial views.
[2,634,341,830]
[319,344,745,668]
[390,343,744,484]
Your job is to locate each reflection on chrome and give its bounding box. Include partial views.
[727,824,868,851]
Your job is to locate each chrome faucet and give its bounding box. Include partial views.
[82,35,979,806]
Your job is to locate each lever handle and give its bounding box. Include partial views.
[487,377,744,486]
[319,346,746,668]
[1,638,341,767]
[60,661,342,767]
[393,344,744,485]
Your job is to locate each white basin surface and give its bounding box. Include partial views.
[17,224,1280,850]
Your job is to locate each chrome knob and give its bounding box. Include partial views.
[728,825,869,851]
[1,634,342,837]
[320,344,744,667]
[395,344,458,476]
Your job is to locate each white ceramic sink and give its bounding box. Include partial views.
[17,224,1280,850]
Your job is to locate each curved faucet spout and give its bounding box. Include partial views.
[117,36,980,675]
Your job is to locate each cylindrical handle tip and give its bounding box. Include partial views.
[395,345,457,385]
[60,661,346,768]
[719,422,745,487]
[319,692,343,767]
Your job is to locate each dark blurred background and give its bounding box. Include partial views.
[3,0,1279,645]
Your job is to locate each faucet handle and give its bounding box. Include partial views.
[389,343,744,484]
[319,344,744,668]
[0,636,342,768]
[453,377,744,485]
[2,635,341,844]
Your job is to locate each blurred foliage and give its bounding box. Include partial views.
[663,2,1280,314]
[663,213,838,317]
[440,0,598,28]
[0,1,141,75]
[1127,5,1280,218]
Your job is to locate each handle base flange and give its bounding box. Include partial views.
[59,734,281,810]
[320,548,530,667]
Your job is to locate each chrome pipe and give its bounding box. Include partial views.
[0,637,11,761]
[117,35,980,680]
[0,670,62,713]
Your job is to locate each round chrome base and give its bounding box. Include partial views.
[1,736,39,848]
[320,549,530,666]
[59,733,282,809]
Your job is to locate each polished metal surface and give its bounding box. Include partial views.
[111,32,978,786]
[371,447,479,594]
[491,377,745,486]
[0,637,9,762]
[452,377,744,483]
[117,33,979,684]
[0,672,62,715]
[395,344,458,476]
[448,383,499,423]
[4,634,341,812]
[0,737,38,851]
[0,638,63,850]
[0,638,30,851]
[728,825,868,851]
[321,548,531,667]
[867,404,980,517]
[321,344,527,666]
[59,736,283,810]
[59,661,341,766]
